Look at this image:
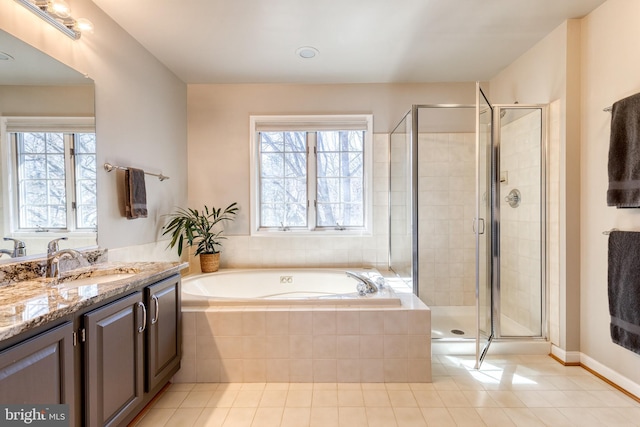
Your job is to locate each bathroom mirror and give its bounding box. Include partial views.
[0,29,96,262]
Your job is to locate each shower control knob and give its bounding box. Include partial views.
[505,189,521,208]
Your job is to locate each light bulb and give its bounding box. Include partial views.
[48,0,70,18]
[74,18,94,33]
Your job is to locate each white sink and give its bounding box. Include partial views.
[56,273,137,288]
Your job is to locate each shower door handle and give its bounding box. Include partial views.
[473,218,485,235]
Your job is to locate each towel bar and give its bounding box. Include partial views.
[603,228,619,235]
[104,162,169,181]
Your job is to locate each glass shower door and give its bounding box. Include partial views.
[476,83,493,368]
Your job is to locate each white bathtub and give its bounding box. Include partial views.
[181,268,401,306]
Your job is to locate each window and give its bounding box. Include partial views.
[3,117,97,232]
[250,115,373,234]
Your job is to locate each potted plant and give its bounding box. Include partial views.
[162,202,238,273]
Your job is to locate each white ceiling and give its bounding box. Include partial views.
[95,0,606,85]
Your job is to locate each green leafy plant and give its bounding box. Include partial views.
[162,203,238,256]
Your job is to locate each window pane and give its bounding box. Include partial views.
[317,152,339,177]
[22,155,47,179]
[48,179,66,205]
[48,206,67,228]
[22,180,47,205]
[317,178,339,202]
[261,153,284,178]
[261,179,285,203]
[77,205,97,229]
[20,133,45,153]
[285,204,306,226]
[77,180,97,205]
[15,132,68,229]
[46,133,64,153]
[47,154,66,180]
[73,134,97,229]
[284,153,306,177]
[75,133,96,153]
[259,131,307,228]
[261,204,284,227]
[260,132,284,152]
[284,132,306,152]
[316,130,365,228]
[284,178,307,203]
[76,154,97,180]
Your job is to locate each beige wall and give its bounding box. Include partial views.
[187,82,475,234]
[0,0,188,255]
[580,0,640,387]
[186,83,476,269]
[490,20,582,352]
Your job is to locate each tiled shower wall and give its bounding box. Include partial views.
[499,110,543,334]
[418,132,476,307]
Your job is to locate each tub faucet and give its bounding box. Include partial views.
[346,271,378,296]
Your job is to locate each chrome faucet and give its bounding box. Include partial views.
[46,238,83,279]
[346,271,378,295]
[1,237,26,258]
[47,237,68,257]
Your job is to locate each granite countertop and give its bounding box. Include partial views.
[0,261,188,342]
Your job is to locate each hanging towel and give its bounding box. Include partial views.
[124,168,148,219]
[607,92,640,207]
[608,230,640,355]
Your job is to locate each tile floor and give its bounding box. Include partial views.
[132,354,640,426]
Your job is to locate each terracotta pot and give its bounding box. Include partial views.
[199,253,220,273]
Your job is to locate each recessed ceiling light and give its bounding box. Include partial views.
[0,51,14,61]
[296,46,319,59]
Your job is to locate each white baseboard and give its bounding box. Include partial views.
[550,345,580,364]
[580,353,640,399]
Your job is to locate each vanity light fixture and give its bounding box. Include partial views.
[14,0,94,40]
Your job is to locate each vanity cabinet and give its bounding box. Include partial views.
[0,321,75,421]
[84,292,145,427]
[0,271,182,427]
[145,275,181,392]
[82,274,181,427]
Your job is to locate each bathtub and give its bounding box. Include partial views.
[181,268,401,306]
[176,268,431,383]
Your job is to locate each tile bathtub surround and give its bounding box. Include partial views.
[138,354,640,427]
[174,306,431,384]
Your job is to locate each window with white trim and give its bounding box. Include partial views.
[250,115,373,234]
[3,117,97,232]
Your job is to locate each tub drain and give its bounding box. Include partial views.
[451,329,465,335]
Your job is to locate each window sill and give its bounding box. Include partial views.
[251,229,372,237]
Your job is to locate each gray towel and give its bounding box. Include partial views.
[607,92,640,207]
[124,168,147,219]
[608,230,640,354]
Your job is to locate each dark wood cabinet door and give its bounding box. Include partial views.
[145,275,181,392]
[84,292,144,427]
[0,322,75,422]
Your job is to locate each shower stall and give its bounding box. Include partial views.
[389,84,547,366]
